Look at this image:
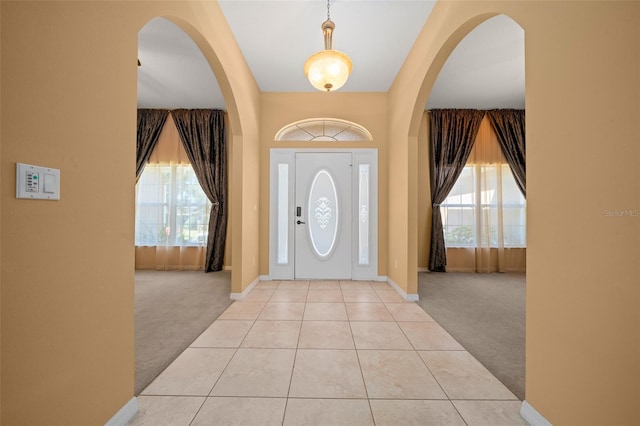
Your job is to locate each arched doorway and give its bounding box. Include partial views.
[402,6,525,406]
[133,16,234,395]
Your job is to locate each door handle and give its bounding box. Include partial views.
[296,220,306,225]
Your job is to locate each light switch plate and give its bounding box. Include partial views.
[16,163,60,200]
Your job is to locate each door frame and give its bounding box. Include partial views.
[294,152,353,280]
[269,148,378,280]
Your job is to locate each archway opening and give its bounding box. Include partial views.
[414,14,527,401]
[134,17,233,395]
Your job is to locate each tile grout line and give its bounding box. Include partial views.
[201,280,274,402]
[391,292,467,408]
[281,280,310,425]
[204,279,294,424]
[388,300,470,425]
[214,282,512,425]
[187,397,209,426]
[416,346,458,402]
[449,399,470,426]
[185,282,274,426]
[142,279,520,424]
[343,281,377,425]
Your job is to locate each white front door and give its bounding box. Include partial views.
[269,148,378,281]
[294,152,352,279]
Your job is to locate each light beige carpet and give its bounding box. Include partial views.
[135,270,233,395]
[416,272,525,400]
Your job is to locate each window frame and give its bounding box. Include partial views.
[135,163,212,247]
[440,164,526,248]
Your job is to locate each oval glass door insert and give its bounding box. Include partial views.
[308,169,339,258]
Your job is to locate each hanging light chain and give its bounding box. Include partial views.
[321,0,336,51]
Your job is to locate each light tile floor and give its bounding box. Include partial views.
[129,280,527,426]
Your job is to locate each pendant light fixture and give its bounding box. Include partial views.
[304,0,352,92]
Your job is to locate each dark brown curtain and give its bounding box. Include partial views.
[488,109,526,197]
[136,109,169,181]
[429,109,486,272]
[171,109,227,272]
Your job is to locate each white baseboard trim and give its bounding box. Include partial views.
[230,276,260,300]
[521,401,553,426]
[405,293,420,302]
[105,397,138,426]
[223,265,232,271]
[245,274,421,302]
[387,277,419,302]
[417,267,429,272]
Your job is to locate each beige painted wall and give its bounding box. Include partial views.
[0,1,259,424]
[391,1,640,424]
[259,93,388,278]
[1,0,639,424]
[417,111,432,269]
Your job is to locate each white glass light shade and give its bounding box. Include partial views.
[304,49,352,92]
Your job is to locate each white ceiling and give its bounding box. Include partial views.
[137,1,524,110]
[426,14,524,109]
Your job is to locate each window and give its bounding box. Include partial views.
[440,166,476,246]
[275,118,372,142]
[439,115,526,249]
[135,164,211,246]
[441,164,526,248]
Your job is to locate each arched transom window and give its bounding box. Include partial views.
[275,118,373,142]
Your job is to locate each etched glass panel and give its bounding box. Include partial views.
[310,135,337,141]
[277,164,288,264]
[358,164,370,264]
[298,121,324,137]
[277,127,313,141]
[308,169,339,258]
[323,122,348,138]
[335,127,369,141]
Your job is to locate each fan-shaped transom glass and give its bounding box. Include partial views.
[275,118,373,142]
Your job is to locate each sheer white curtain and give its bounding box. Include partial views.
[441,117,526,272]
[135,116,211,270]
